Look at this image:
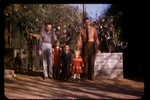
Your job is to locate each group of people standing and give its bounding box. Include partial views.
[38,18,100,81]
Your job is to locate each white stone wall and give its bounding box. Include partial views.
[94,53,123,79]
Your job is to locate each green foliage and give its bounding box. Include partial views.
[4,4,83,50]
[93,4,126,52]
[5,4,82,32]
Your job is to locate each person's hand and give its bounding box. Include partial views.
[70,64,72,67]
[96,49,101,53]
[39,50,42,56]
[52,55,54,64]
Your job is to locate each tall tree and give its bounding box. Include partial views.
[4,4,83,50]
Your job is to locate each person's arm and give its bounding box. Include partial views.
[80,56,84,67]
[51,32,57,47]
[59,48,62,67]
[39,32,42,56]
[77,30,83,50]
[52,48,54,65]
[94,28,100,47]
[53,32,57,42]
[70,52,73,67]
[94,28,100,52]
[60,51,63,67]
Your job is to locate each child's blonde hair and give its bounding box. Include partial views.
[74,50,81,57]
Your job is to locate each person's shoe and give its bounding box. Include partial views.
[89,77,94,80]
[43,77,48,80]
[48,76,53,79]
[75,78,78,81]
[81,77,87,81]
[68,79,72,82]
[72,79,75,82]
[77,78,81,82]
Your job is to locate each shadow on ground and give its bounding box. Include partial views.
[4,70,144,99]
[15,70,44,79]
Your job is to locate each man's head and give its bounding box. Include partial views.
[45,22,52,32]
[84,17,91,27]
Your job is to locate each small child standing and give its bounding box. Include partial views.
[53,40,62,80]
[70,50,84,81]
[61,45,72,81]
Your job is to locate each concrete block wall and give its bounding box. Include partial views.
[94,53,123,79]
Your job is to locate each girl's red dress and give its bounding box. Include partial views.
[70,56,84,74]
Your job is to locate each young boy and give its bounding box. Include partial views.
[61,45,72,81]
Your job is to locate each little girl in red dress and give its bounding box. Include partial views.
[70,50,84,81]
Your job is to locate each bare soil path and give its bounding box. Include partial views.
[4,70,144,99]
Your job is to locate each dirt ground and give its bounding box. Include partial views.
[4,70,144,99]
